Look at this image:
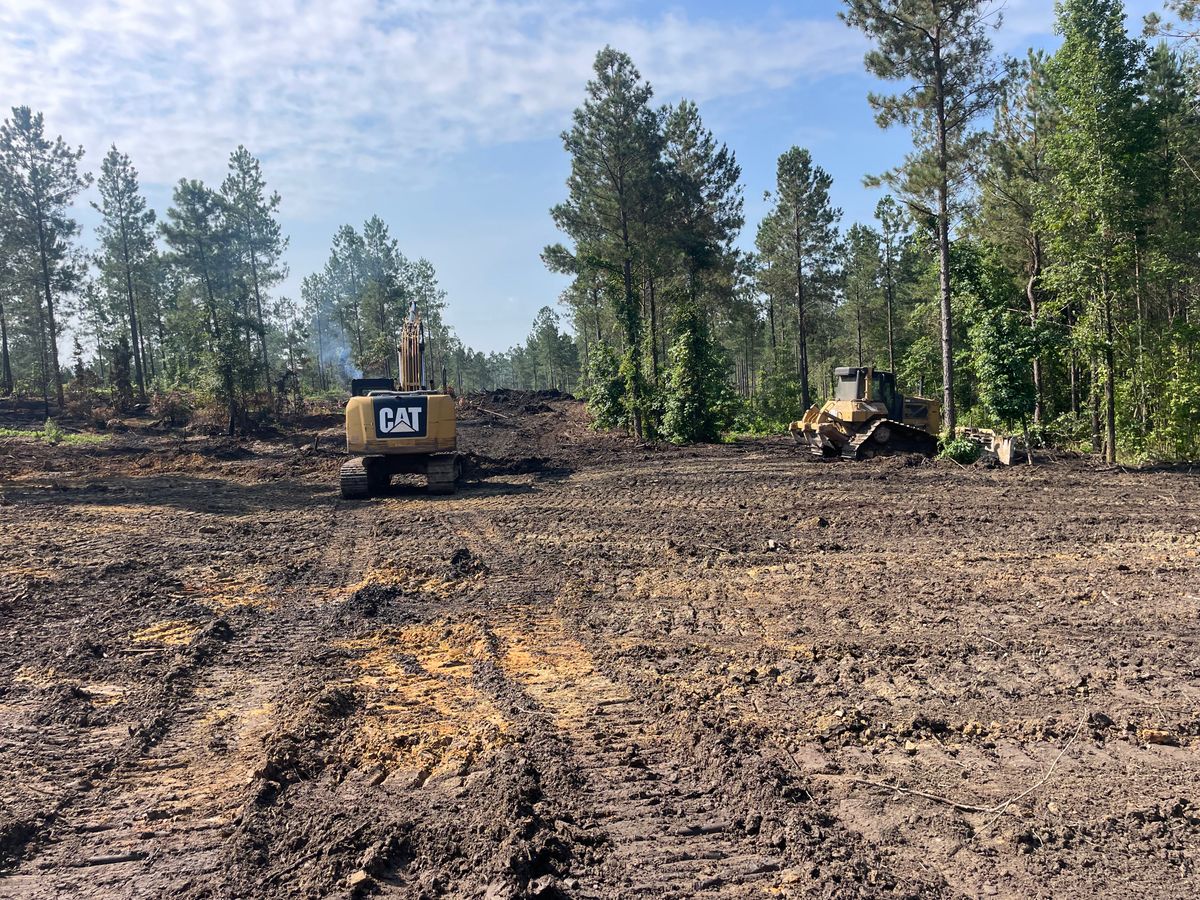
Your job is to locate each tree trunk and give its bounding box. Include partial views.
[855,296,863,367]
[0,298,12,396]
[619,211,642,440]
[248,248,273,399]
[1069,350,1078,417]
[884,275,895,373]
[119,220,146,399]
[1103,292,1117,464]
[1027,235,1043,424]
[648,274,659,383]
[315,307,327,391]
[35,292,50,419]
[767,295,777,354]
[794,216,811,410]
[933,38,955,435]
[35,217,65,408]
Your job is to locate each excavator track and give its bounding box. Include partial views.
[842,418,938,460]
[339,457,371,499]
[425,453,462,495]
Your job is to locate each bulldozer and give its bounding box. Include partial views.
[339,303,462,499]
[790,366,941,459]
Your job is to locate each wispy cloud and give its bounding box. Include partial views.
[992,0,1163,50]
[0,0,864,212]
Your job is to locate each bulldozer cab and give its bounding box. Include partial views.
[832,367,902,421]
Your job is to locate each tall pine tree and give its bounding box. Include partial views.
[842,0,1005,433]
[93,145,156,400]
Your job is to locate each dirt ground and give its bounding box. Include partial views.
[1,392,1198,899]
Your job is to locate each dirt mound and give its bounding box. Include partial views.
[457,390,639,475]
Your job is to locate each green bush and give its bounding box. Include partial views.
[42,418,65,445]
[938,436,981,464]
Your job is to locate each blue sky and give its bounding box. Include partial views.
[0,0,1165,352]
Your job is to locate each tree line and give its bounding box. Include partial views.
[1,0,1197,458]
[551,0,1200,458]
[0,112,578,432]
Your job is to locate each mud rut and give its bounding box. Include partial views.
[2,441,1200,898]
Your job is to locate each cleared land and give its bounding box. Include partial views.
[1,393,1198,898]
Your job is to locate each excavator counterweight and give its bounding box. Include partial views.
[340,303,462,498]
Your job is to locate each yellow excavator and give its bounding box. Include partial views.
[340,303,461,498]
[790,366,941,459]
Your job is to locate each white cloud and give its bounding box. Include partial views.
[992,0,1164,49]
[0,0,865,212]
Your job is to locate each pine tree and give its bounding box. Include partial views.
[662,100,744,311]
[842,0,1005,433]
[93,146,156,399]
[841,224,884,367]
[874,195,910,372]
[755,147,841,409]
[325,224,366,368]
[161,179,242,433]
[222,146,286,399]
[0,107,91,408]
[548,47,664,439]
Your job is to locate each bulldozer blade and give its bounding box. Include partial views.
[996,436,1016,466]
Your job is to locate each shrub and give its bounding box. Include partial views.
[42,418,65,445]
[150,390,193,427]
[661,305,734,444]
[938,436,980,464]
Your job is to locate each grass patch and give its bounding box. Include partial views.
[0,424,109,446]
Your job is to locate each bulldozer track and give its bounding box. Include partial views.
[842,418,937,460]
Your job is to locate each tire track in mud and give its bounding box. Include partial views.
[8,432,1199,898]
[3,491,361,898]
[481,611,795,897]
[434,466,939,897]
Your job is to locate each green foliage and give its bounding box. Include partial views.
[938,437,981,464]
[662,305,733,443]
[734,364,808,434]
[583,341,625,429]
[41,417,63,444]
[1151,326,1200,459]
[0,422,106,446]
[964,248,1038,430]
[970,307,1036,430]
